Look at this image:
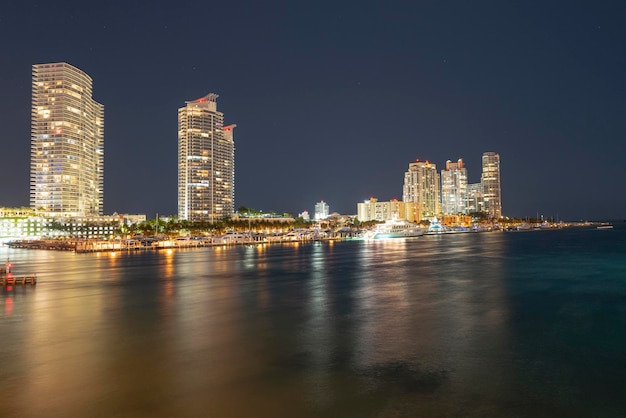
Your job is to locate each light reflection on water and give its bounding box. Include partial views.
[1,228,626,417]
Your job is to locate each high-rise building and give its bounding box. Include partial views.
[178,93,235,222]
[441,158,468,215]
[314,201,329,220]
[31,62,104,216]
[402,159,440,219]
[481,152,502,218]
[466,183,484,214]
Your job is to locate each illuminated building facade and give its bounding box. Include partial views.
[466,183,484,214]
[314,200,329,220]
[441,158,468,215]
[31,62,104,216]
[178,93,235,221]
[0,207,120,240]
[481,152,502,218]
[357,197,420,222]
[402,160,440,219]
[357,197,393,222]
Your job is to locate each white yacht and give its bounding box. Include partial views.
[363,217,425,239]
[426,216,447,234]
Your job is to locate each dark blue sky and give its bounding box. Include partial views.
[1,1,625,220]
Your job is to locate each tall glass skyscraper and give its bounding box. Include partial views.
[178,93,235,221]
[441,158,468,215]
[31,63,104,216]
[481,152,502,218]
[402,159,440,219]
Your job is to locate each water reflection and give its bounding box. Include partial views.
[1,230,626,417]
[302,243,332,406]
[4,295,12,314]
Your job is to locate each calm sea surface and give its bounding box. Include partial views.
[1,225,626,417]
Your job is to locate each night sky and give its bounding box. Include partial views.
[2,1,625,220]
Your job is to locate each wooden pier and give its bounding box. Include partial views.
[1,259,37,286]
[1,274,37,286]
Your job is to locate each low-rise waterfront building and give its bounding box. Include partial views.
[118,213,147,226]
[0,214,50,241]
[357,198,421,222]
[440,214,472,227]
[38,214,120,239]
[0,207,122,240]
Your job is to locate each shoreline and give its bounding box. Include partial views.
[3,222,612,253]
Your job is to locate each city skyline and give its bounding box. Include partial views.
[28,63,501,222]
[24,64,507,221]
[360,152,500,222]
[2,2,625,220]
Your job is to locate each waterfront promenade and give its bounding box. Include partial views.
[5,233,346,253]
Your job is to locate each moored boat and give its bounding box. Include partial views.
[425,216,448,234]
[363,217,425,239]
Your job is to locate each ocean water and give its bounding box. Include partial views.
[1,225,626,417]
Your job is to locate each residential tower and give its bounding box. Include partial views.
[178,93,235,221]
[31,62,104,216]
